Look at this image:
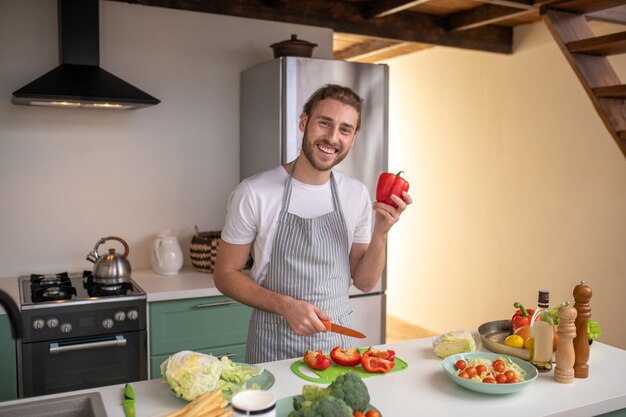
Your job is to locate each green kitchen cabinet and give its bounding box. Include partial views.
[149,296,252,379]
[0,315,18,401]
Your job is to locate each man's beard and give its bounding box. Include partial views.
[301,124,349,172]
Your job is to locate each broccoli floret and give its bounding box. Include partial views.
[293,396,313,411]
[291,372,370,416]
[302,384,330,401]
[328,372,370,412]
[288,396,352,417]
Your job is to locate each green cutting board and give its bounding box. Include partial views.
[290,353,408,384]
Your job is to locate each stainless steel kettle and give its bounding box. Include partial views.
[86,236,132,284]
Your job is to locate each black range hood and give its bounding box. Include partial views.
[12,0,160,110]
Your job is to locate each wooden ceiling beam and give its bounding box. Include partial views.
[446,0,559,32]
[586,5,626,24]
[107,0,513,54]
[548,0,626,14]
[364,0,432,19]
[447,4,534,31]
[334,39,402,60]
[478,0,537,11]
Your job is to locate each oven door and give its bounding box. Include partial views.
[20,330,147,398]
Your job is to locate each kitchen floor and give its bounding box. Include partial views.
[386,315,438,343]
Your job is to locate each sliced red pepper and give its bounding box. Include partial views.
[361,355,394,373]
[376,171,409,208]
[362,347,395,362]
[330,347,362,367]
[511,302,535,332]
[303,350,331,371]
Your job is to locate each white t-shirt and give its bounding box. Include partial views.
[221,166,372,284]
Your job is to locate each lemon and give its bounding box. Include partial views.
[503,334,525,349]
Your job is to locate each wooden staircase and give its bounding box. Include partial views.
[543,1,626,159]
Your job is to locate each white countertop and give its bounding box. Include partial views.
[131,268,223,302]
[2,271,626,416]
[3,337,624,417]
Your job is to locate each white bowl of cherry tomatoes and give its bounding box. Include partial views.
[442,352,538,394]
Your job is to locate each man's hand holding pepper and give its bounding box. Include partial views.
[372,191,412,234]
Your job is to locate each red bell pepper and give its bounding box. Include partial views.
[511,302,535,332]
[362,347,395,362]
[361,355,394,373]
[376,171,409,208]
[303,349,331,371]
[330,347,362,367]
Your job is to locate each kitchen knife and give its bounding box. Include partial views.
[322,320,366,338]
[123,383,135,417]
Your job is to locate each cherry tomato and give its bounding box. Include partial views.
[483,377,497,384]
[458,371,470,379]
[455,359,467,370]
[495,373,508,384]
[493,359,505,373]
[504,370,516,381]
[465,366,478,378]
[475,364,487,375]
[366,411,381,417]
[508,377,519,383]
[354,412,366,417]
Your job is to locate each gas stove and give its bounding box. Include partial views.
[16,271,148,398]
[19,271,146,309]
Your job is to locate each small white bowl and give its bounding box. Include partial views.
[231,390,276,417]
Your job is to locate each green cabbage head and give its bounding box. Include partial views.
[160,350,223,401]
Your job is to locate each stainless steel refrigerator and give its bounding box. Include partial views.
[240,56,389,346]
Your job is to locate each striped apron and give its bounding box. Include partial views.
[245,167,356,363]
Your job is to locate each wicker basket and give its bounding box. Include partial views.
[190,227,221,273]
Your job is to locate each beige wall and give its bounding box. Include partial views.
[384,21,626,349]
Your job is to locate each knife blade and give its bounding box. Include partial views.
[322,320,366,338]
[123,383,135,417]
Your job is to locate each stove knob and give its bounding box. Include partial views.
[33,319,45,330]
[114,311,126,322]
[127,309,139,321]
[46,318,59,329]
[102,319,114,330]
[60,323,72,334]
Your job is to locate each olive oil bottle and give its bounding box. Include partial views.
[530,290,554,372]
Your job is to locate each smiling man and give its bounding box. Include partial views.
[214,84,411,363]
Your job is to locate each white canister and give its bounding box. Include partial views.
[151,229,184,275]
[231,390,276,417]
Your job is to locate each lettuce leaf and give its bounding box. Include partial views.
[588,320,601,341]
[219,356,262,384]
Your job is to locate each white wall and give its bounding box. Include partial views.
[384,22,626,349]
[0,0,332,276]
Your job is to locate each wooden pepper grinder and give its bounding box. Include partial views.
[573,280,592,378]
[554,301,577,383]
